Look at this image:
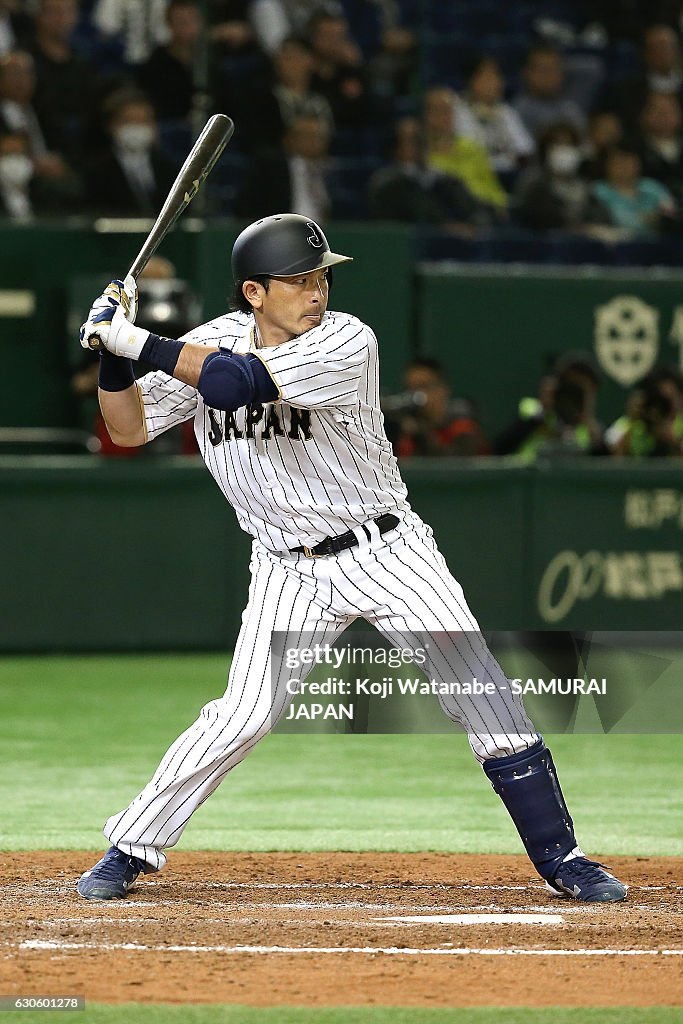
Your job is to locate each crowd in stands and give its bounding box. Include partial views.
[2,0,681,456]
[3,0,683,260]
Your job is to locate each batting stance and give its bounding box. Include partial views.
[77,214,626,904]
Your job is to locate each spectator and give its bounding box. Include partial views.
[308,9,374,127]
[0,0,33,57]
[610,374,683,457]
[241,35,333,152]
[0,128,79,219]
[249,0,331,56]
[364,3,417,99]
[606,24,683,132]
[495,353,607,459]
[368,116,491,228]
[423,86,507,213]
[235,112,331,221]
[581,108,622,180]
[208,1,254,55]
[0,50,47,157]
[591,142,679,238]
[454,54,535,175]
[636,90,683,203]
[0,49,77,188]
[607,365,683,455]
[513,44,585,141]
[0,127,33,220]
[138,0,203,120]
[85,90,176,215]
[513,122,602,233]
[29,0,97,158]
[92,0,170,65]
[383,358,489,458]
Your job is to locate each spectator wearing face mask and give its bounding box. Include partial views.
[0,48,77,189]
[0,128,80,220]
[0,127,33,219]
[85,90,176,216]
[513,122,605,233]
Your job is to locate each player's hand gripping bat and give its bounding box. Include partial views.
[85,113,234,350]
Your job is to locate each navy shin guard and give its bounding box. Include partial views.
[483,739,577,881]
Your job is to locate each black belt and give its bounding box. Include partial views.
[292,513,400,558]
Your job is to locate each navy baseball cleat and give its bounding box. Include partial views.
[77,846,155,901]
[545,856,628,903]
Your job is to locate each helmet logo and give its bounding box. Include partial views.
[306,222,323,248]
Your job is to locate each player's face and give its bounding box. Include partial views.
[251,269,330,344]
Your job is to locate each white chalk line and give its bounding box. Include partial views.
[17,939,683,957]
[6,876,679,892]
[12,912,565,928]
[378,914,564,925]
[140,881,677,893]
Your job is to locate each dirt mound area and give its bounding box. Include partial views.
[1,852,681,1007]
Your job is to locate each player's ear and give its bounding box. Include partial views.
[242,279,263,310]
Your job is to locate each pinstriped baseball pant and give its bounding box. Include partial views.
[105,511,538,870]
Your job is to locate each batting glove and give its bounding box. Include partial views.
[81,302,150,359]
[79,276,139,352]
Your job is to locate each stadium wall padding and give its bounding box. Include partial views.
[1,457,682,650]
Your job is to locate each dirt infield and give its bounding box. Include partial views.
[1,852,682,1007]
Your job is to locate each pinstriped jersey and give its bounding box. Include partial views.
[135,309,410,551]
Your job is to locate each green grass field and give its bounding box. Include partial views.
[8,1008,683,1024]
[0,654,679,855]
[1,654,680,1023]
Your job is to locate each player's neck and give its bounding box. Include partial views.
[253,317,295,348]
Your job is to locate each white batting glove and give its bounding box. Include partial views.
[82,302,150,359]
[79,276,140,352]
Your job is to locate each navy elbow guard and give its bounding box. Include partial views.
[198,350,278,411]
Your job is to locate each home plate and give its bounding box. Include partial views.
[377,914,564,925]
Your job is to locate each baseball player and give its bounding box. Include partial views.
[76,214,627,904]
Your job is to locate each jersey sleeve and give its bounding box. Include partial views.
[136,370,199,441]
[255,315,368,408]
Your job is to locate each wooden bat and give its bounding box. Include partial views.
[87,113,234,349]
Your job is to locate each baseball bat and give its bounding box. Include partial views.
[87,112,235,349]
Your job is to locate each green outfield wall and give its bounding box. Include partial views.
[1,457,682,650]
[417,263,683,438]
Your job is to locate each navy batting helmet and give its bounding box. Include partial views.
[231,214,352,282]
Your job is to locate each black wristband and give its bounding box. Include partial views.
[98,349,135,392]
[140,333,185,375]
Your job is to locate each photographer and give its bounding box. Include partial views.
[383,358,489,458]
[495,353,608,459]
[610,370,683,457]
